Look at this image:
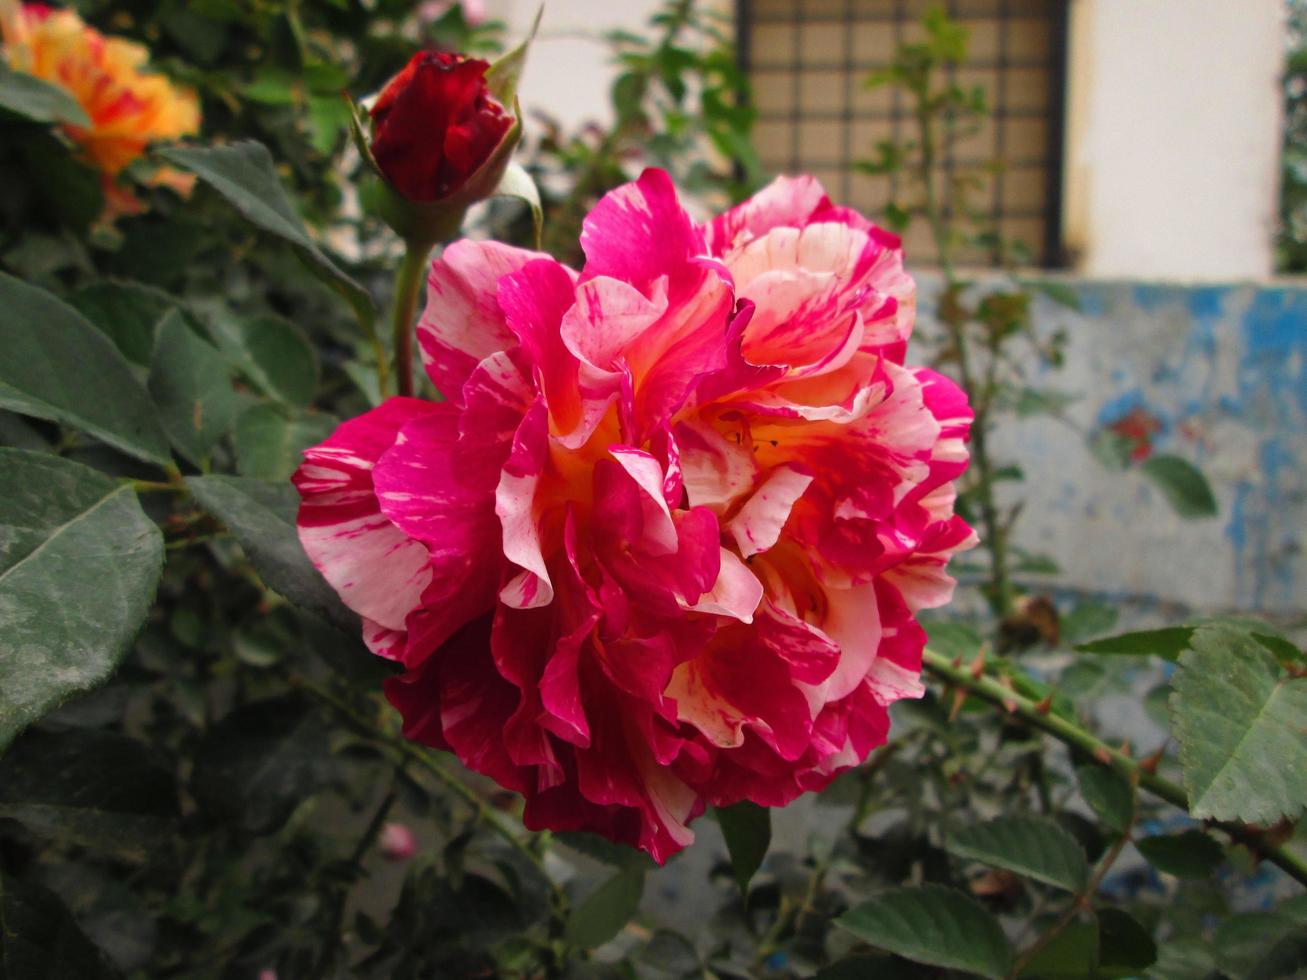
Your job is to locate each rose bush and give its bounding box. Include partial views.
[2,4,1303,976]
[295,169,976,860]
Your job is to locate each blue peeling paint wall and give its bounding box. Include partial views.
[922,278,1307,617]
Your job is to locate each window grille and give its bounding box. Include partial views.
[738,0,1068,267]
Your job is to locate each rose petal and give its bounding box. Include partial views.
[294,398,439,634]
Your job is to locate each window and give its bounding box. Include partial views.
[739,0,1069,266]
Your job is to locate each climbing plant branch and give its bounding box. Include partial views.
[922,647,1307,888]
[287,671,567,909]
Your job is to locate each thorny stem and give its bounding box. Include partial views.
[131,479,185,493]
[311,781,399,980]
[913,83,1013,617]
[288,673,571,913]
[1011,764,1139,977]
[922,648,1307,888]
[391,242,431,398]
[1008,827,1132,978]
[751,745,900,971]
[751,842,831,972]
[363,310,389,403]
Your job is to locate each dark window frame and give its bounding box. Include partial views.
[735,0,1071,268]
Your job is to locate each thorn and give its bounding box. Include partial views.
[1118,739,1133,758]
[1034,692,1054,715]
[998,675,1017,714]
[1092,746,1114,766]
[968,646,987,679]
[1140,746,1166,774]
[949,687,968,722]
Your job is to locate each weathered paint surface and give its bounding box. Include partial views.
[923,278,1307,617]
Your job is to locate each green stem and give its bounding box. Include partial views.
[289,673,567,910]
[913,95,1013,617]
[362,310,389,404]
[391,242,431,398]
[922,648,1307,888]
[312,781,398,980]
[1008,828,1132,978]
[130,479,184,493]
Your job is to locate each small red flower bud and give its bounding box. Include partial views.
[369,51,513,202]
[378,822,418,861]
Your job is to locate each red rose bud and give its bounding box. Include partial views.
[351,13,542,249]
[370,51,513,203]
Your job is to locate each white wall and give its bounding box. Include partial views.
[491,1,1289,282]
[1062,0,1286,281]
[487,0,663,132]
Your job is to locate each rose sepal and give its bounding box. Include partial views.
[484,5,542,107]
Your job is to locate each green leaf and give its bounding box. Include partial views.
[1075,627,1194,660]
[1170,625,1307,823]
[1134,830,1224,879]
[638,929,700,975]
[158,142,373,326]
[17,131,103,234]
[555,832,649,869]
[239,68,298,105]
[160,6,227,63]
[1097,908,1157,977]
[1058,660,1109,698]
[0,450,163,752]
[0,729,177,862]
[1146,938,1217,980]
[1215,911,1307,979]
[205,312,317,407]
[1140,455,1218,518]
[495,161,542,249]
[947,815,1089,892]
[1059,600,1119,645]
[835,884,1012,979]
[1251,631,1307,668]
[0,62,89,126]
[924,620,984,661]
[233,404,335,482]
[0,273,171,466]
[148,311,241,466]
[484,5,541,107]
[0,873,120,979]
[307,94,351,156]
[716,801,771,896]
[1012,551,1060,574]
[1089,430,1135,471]
[1019,278,1083,311]
[564,863,645,950]
[1246,929,1307,980]
[1017,921,1097,978]
[0,411,50,451]
[1075,766,1134,835]
[191,695,335,833]
[882,201,911,232]
[817,957,921,980]
[68,281,176,368]
[1014,387,1077,419]
[185,475,354,631]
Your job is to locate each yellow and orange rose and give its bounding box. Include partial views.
[1,1,199,178]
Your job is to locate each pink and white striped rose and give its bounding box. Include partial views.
[294,170,975,862]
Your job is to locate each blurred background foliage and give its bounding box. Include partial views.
[1280,0,1307,272]
[0,2,1304,979]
